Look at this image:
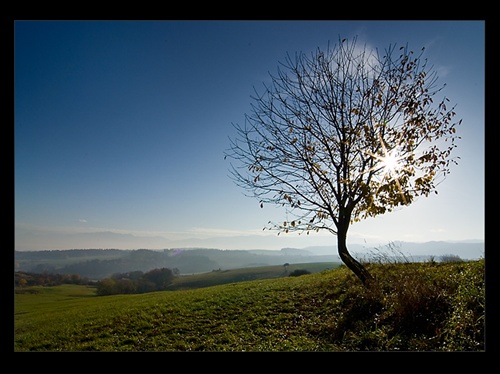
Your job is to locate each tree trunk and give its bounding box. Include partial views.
[337,221,374,288]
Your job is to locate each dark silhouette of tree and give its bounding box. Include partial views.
[226,36,461,288]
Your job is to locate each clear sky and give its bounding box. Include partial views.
[14,20,485,251]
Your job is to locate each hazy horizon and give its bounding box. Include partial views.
[14,229,485,252]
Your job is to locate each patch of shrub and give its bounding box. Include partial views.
[439,254,463,263]
[289,269,311,277]
[96,267,175,295]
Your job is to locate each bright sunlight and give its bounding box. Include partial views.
[380,150,402,176]
[364,133,409,204]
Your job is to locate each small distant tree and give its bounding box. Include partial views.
[226,37,461,288]
[283,263,290,274]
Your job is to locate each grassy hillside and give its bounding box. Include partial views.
[167,262,339,290]
[14,259,484,351]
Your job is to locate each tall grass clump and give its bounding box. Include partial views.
[332,255,484,351]
[440,261,485,350]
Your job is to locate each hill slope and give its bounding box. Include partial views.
[14,259,484,351]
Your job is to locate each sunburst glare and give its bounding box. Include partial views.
[380,149,402,177]
[364,134,408,204]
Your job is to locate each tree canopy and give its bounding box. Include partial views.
[226,37,461,286]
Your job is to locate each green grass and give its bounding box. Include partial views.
[14,259,484,351]
[167,262,339,290]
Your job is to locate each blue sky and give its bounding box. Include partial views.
[14,20,485,251]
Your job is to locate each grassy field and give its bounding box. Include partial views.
[167,262,339,290]
[14,259,484,351]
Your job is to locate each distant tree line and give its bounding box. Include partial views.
[14,271,94,288]
[16,249,220,279]
[95,267,178,296]
[15,267,179,296]
[428,254,464,264]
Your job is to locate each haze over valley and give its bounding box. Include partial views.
[15,240,484,280]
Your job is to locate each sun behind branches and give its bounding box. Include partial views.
[365,134,409,204]
[380,148,403,177]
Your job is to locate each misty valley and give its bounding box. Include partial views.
[15,241,484,280]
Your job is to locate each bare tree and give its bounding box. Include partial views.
[225,37,461,288]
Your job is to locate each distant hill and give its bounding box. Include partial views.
[14,240,483,279]
[283,240,484,261]
[14,247,340,279]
